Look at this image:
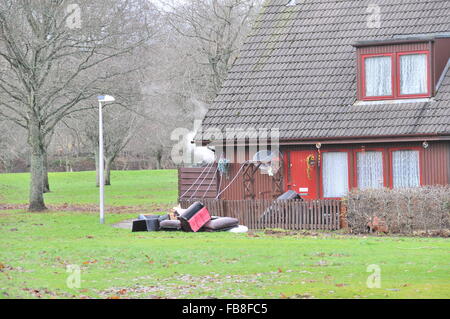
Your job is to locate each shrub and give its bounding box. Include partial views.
[346,186,450,235]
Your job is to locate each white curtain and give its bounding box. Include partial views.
[392,150,420,188]
[322,152,349,198]
[357,151,384,189]
[400,54,427,95]
[365,56,392,97]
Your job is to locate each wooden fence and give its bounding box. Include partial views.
[179,199,341,230]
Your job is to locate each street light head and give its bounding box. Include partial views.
[98,95,115,102]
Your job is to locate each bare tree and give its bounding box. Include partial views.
[83,103,142,186]
[49,120,83,172]
[0,0,262,182]
[0,0,155,210]
[163,0,260,99]
[125,0,259,169]
[0,118,28,172]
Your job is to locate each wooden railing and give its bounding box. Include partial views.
[179,199,341,230]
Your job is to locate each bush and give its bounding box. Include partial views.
[346,186,450,235]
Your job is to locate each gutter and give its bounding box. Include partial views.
[197,133,450,147]
[278,134,450,146]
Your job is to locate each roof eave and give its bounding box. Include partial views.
[278,133,450,145]
[353,37,435,47]
[196,133,450,147]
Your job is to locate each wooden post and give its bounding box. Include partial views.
[272,164,284,199]
[243,163,261,200]
[339,199,348,229]
[178,168,182,201]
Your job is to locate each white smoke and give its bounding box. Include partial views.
[186,98,215,164]
[185,131,215,164]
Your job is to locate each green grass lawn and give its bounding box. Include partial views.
[0,170,449,299]
[0,170,177,209]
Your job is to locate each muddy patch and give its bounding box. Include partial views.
[0,203,173,214]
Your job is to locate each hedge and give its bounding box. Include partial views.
[346,186,450,235]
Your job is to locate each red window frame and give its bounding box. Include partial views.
[360,50,431,101]
[361,53,395,100]
[319,150,351,200]
[353,148,388,189]
[396,51,431,99]
[310,146,423,198]
[388,147,423,188]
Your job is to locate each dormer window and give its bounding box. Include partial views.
[363,54,393,98]
[355,36,450,102]
[361,50,430,100]
[398,52,429,96]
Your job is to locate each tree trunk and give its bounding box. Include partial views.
[43,151,50,193]
[28,121,47,211]
[95,151,112,186]
[155,148,163,170]
[105,158,112,186]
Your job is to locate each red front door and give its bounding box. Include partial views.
[285,150,318,200]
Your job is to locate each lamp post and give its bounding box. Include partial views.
[97,95,115,224]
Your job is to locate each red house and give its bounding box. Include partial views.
[187,0,450,201]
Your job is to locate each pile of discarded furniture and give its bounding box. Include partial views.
[132,201,248,233]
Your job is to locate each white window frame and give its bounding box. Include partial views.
[322,152,349,198]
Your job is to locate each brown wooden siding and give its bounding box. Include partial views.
[178,165,218,199]
[433,37,450,92]
[218,163,276,200]
[422,141,450,185]
[178,162,281,201]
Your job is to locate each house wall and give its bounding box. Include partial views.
[421,140,450,185]
[433,38,450,91]
[214,141,449,200]
[216,144,282,200]
[283,141,449,198]
[218,163,275,200]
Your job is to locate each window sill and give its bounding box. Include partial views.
[354,97,434,106]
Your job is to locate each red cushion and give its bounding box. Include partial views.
[187,207,211,232]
